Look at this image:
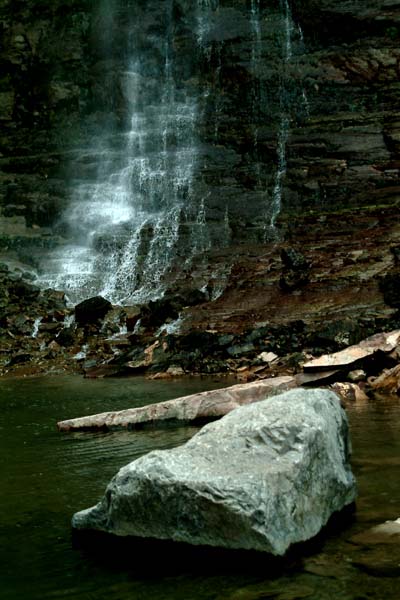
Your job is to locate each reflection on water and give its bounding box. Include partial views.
[1,376,400,599]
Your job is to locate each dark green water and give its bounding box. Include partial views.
[1,376,400,600]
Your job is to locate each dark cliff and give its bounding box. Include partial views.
[1,0,400,336]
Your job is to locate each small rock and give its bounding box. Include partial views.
[331,382,369,402]
[281,247,310,270]
[258,351,278,364]
[348,369,366,383]
[48,340,61,352]
[166,366,185,377]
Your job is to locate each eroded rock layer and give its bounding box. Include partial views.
[1,0,400,366]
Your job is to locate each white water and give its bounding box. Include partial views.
[250,0,262,188]
[31,317,42,339]
[38,1,306,305]
[39,1,207,306]
[73,344,88,361]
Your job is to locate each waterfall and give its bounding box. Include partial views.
[265,0,293,238]
[31,317,42,339]
[250,0,262,188]
[37,0,306,306]
[248,0,304,241]
[39,1,203,305]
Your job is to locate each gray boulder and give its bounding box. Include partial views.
[72,388,356,555]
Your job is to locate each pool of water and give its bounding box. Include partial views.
[1,376,400,600]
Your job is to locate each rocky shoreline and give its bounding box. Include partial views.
[2,203,400,383]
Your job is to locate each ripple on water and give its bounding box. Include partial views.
[1,377,400,600]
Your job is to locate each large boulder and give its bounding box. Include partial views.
[72,389,356,555]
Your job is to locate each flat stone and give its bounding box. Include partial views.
[303,330,400,372]
[350,519,400,546]
[296,370,341,386]
[258,351,279,364]
[57,376,296,431]
[72,388,356,555]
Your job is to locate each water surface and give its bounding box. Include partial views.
[1,376,399,599]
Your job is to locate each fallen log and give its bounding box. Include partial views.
[57,376,296,432]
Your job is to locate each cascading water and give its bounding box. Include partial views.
[250,0,262,189]
[39,1,204,305]
[37,0,307,305]
[268,0,293,236]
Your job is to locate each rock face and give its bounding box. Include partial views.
[1,0,400,368]
[1,1,399,294]
[72,388,357,555]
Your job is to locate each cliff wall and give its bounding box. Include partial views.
[0,0,399,315]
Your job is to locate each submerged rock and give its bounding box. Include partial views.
[72,388,356,555]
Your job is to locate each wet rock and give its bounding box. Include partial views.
[74,296,112,325]
[84,364,123,379]
[281,248,310,271]
[330,382,369,403]
[350,519,400,546]
[165,366,185,377]
[350,520,400,577]
[124,306,141,331]
[139,302,177,330]
[58,376,296,431]
[10,280,40,300]
[380,270,400,308]
[348,369,366,383]
[56,327,75,347]
[296,370,342,387]
[279,248,311,292]
[8,352,32,366]
[369,363,400,395]
[72,388,356,555]
[303,330,400,372]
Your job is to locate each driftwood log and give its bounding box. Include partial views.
[58,376,296,432]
